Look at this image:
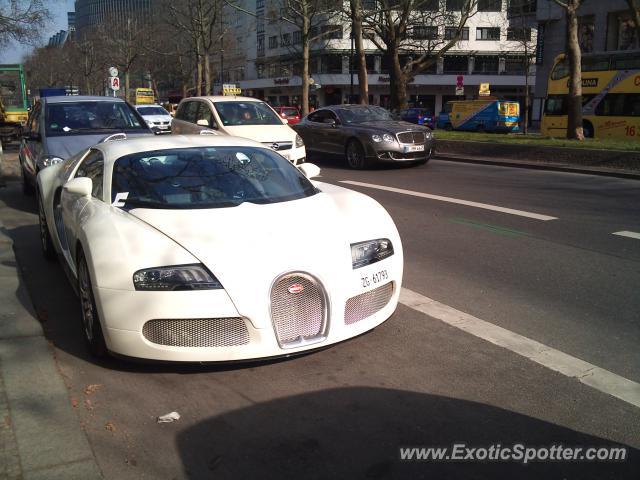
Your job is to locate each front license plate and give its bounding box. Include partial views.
[404,144,425,153]
[360,269,389,288]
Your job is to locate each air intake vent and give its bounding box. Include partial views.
[142,318,249,347]
[345,282,394,325]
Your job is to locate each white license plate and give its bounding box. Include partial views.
[404,144,425,153]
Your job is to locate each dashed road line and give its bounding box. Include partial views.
[613,231,640,240]
[399,287,640,409]
[340,180,558,221]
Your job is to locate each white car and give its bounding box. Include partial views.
[36,134,403,362]
[171,96,306,165]
[134,104,172,133]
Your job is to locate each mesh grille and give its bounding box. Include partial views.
[397,131,425,144]
[345,282,394,325]
[142,318,249,347]
[270,273,326,345]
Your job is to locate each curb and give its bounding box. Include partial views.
[0,219,102,479]
[433,153,640,180]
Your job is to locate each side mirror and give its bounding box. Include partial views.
[298,162,321,179]
[63,177,92,197]
[196,119,210,127]
[25,131,41,142]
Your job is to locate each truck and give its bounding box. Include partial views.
[437,98,520,133]
[0,64,29,145]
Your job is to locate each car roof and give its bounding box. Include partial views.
[44,95,126,104]
[92,134,272,164]
[184,96,266,103]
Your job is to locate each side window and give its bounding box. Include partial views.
[307,111,325,123]
[75,149,104,199]
[595,94,626,116]
[195,102,215,127]
[176,101,197,123]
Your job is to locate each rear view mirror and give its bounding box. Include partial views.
[63,177,92,197]
[298,163,321,179]
[196,119,210,127]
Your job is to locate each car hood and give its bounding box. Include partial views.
[128,193,353,326]
[44,132,153,159]
[141,115,172,123]
[224,125,295,143]
[352,120,426,134]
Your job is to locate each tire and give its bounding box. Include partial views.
[583,121,594,139]
[37,194,56,261]
[346,139,368,170]
[77,252,108,358]
[21,166,35,196]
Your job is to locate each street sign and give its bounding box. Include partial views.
[223,83,241,95]
[456,75,464,96]
[108,66,118,77]
[479,83,490,96]
[109,76,120,91]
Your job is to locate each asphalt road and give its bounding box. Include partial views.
[0,147,638,479]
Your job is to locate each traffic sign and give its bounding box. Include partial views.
[455,86,464,96]
[479,83,490,96]
[108,66,118,77]
[456,75,464,88]
[109,76,120,91]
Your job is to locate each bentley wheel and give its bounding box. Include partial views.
[38,195,55,261]
[78,253,108,358]
[346,140,367,170]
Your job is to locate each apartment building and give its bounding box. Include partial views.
[223,0,537,115]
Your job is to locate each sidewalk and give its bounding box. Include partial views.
[0,216,102,479]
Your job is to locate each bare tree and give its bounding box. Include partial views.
[499,0,537,134]
[625,0,640,46]
[0,0,49,47]
[552,0,585,140]
[350,0,369,104]
[361,0,477,112]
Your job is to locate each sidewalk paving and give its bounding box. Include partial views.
[0,216,102,479]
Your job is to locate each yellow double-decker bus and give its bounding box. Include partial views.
[541,54,640,139]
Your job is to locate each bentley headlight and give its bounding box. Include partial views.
[425,131,432,139]
[351,239,394,269]
[371,134,382,142]
[41,156,64,168]
[295,134,304,148]
[382,133,395,143]
[133,264,222,291]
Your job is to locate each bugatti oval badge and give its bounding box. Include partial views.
[288,283,304,294]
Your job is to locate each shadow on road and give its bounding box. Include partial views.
[176,386,639,479]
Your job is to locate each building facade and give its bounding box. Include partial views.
[533,0,640,125]
[222,0,537,115]
[74,0,152,38]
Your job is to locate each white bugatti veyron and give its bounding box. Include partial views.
[36,134,403,361]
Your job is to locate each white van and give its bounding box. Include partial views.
[171,96,306,165]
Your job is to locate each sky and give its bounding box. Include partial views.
[0,0,75,63]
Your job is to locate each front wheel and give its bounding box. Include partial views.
[346,140,368,170]
[77,253,108,358]
[38,194,55,261]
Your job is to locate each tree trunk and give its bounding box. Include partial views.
[566,3,584,140]
[301,13,310,116]
[626,0,640,47]
[523,58,529,135]
[204,53,211,95]
[125,71,130,101]
[350,0,368,105]
[389,47,407,112]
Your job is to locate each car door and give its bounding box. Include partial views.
[194,101,219,131]
[171,100,200,134]
[61,149,103,266]
[19,102,43,179]
[302,110,326,151]
[322,110,346,154]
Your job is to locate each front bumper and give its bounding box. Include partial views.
[93,259,401,362]
[368,138,435,163]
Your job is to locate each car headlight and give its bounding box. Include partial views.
[371,134,382,142]
[40,156,64,168]
[351,239,394,269]
[382,133,395,143]
[133,264,223,291]
[425,131,432,139]
[295,134,304,148]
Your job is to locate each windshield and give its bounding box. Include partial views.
[137,106,168,116]
[45,101,146,136]
[214,101,283,126]
[282,108,299,116]
[336,106,393,124]
[111,146,317,209]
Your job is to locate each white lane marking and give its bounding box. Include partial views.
[400,287,640,409]
[340,180,558,221]
[613,231,640,240]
